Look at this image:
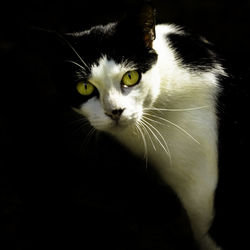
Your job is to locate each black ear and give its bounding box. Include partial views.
[135,1,156,49]
[118,1,156,49]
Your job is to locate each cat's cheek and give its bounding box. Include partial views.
[78,97,142,132]
[141,69,161,106]
[92,121,113,132]
[123,106,142,121]
[78,98,107,129]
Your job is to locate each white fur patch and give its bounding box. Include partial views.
[78,55,160,133]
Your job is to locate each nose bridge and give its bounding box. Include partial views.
[102,87,125,121]
[102,86,123,112]
[91,56,126,112]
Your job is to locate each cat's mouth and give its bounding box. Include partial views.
[93,119,131,133]
[110,118,134,129]
[105,115,138,133]
[90,111,140,133]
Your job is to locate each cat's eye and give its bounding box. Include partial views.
[121,70,141,87]
[76,81,95,96]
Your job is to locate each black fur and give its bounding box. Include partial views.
[53,22,158,108]
[166,32,218,71]
[66,23,158,74]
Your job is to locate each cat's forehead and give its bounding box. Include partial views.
[89,55,136,83]
[70,23,119,64]
[67,22,158,75]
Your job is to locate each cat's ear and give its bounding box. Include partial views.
[135,1,156,49]
[117,1,156,49]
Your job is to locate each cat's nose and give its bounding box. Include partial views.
[105,108,125,121]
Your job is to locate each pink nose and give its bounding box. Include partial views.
[105,108,125,121]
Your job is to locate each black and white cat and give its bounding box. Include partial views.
[51,2,226,249]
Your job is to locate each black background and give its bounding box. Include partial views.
[1,0,250,249]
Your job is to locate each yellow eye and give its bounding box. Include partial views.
[76,81,95,96]
[121,70,141,87]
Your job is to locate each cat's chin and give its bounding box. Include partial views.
[94,119,136,134]
[108,122,132,133]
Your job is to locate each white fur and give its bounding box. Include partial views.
[77,24,225,249]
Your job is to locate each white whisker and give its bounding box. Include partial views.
[59,35,91,71]
[144,105,210,112]
[141,119,172,166]
[80,127,96,152]
[144,113,200,145]
[31,28,90,71]
[135,123,148,166]
[140,119,170,156]
[66,117,89,127]
[65,60,86,72]
[140,121,157,151]
[142,113,168,127]
[67,120,91,136]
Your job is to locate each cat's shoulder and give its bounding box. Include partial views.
[155,24,221,72]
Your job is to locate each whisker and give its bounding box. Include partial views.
[80,127,96,153]
[64,60,86,72]
[144,105,210,112]
[65,117,89,127]
[29,27,90,71]
[141,119,172,166]
[57,34,91,71]
[140,121,157,151]
[144,114,200,145]
[140,119,170,157]
[142,113,168,127]
[64,116,90,136]
[135,123,148,164]
[71,122,91,137]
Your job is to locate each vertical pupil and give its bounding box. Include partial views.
[84,84,87,90]
[128,73,131,79]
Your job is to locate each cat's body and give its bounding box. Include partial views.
[116,24,222,250]
[52,3,225,249]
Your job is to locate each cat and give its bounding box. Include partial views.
[46,2,226,249]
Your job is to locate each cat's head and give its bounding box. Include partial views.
[52,2,160,134]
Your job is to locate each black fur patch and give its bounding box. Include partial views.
[54,23,158,108]
[166,32,218,71]
[67,23,158,73]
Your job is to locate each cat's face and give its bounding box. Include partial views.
[76,54,159,133]
[54,3,159,134]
